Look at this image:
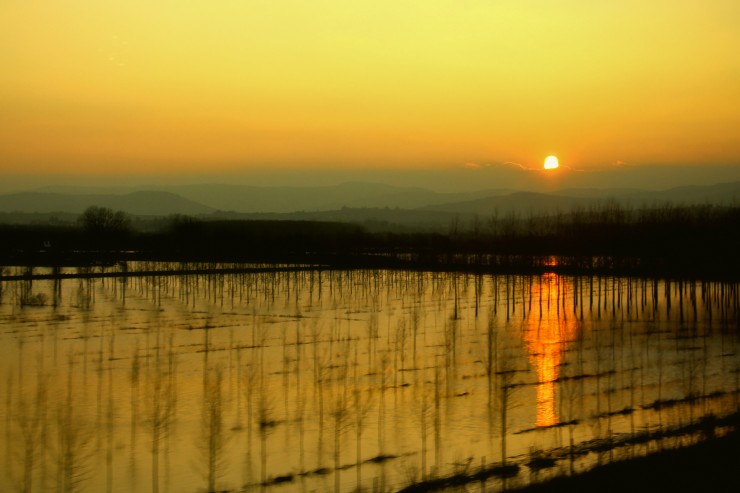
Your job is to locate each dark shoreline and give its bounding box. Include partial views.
[510,430,740,493]
[1,253,739,282]
[2,203,740,279]
[395,412,740,493]
[0,205,740,280]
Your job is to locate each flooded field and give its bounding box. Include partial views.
[1,263,739,492]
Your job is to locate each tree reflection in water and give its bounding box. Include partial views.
[0,264,737,493]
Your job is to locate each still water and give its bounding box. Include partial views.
[1,263,738,492]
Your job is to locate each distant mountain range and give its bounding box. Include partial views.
[0,191,213,216]
[23,182,513,213]
[168,182,515,212]
[1,181,738,227]
[421,181,740,215]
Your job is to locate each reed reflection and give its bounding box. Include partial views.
[0,265,738,493]
[522,274,579,427]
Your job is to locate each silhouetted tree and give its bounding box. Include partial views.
[78,206,131,235]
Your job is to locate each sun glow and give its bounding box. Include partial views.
[2,2,739,174]
[544,155,559,170]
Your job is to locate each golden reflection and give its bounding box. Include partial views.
[522,273,579,427]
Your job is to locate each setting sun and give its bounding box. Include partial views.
[544,155,560,170]
[2,2,739,175]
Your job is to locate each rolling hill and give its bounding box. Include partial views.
[1,181,737,226]
[0,191,214,216]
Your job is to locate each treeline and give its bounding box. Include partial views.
[463,202,740,255]
[0,208,368,264]
[451,203,740,277]
[1,204,739,277]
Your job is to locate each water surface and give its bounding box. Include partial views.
[1,264,738,492]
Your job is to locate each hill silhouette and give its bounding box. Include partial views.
[1,181,738,226]
[0,191,214,216]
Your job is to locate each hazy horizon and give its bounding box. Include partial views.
[2,163,740,195]
[2,2,739,211]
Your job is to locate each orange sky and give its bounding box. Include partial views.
[1,1,739,175]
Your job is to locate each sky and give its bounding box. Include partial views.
[1,1,739,184]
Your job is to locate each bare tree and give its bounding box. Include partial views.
[78,206,131,235]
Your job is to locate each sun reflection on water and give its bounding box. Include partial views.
[1,265,737,493]
[523,273,579,427]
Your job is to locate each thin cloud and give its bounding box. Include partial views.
[502,161,538,171]
[463,161,587,173]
